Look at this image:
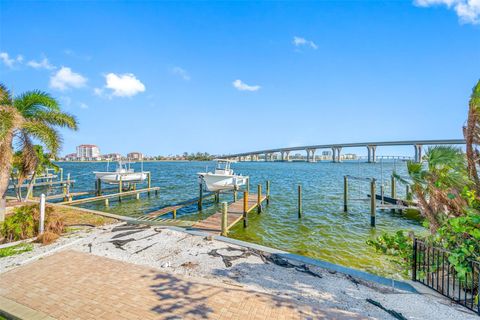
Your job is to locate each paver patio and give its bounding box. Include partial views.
[0,251,366,320]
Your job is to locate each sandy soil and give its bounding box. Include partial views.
[0,223,477,320]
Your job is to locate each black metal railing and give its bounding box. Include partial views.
[412,238,480,315]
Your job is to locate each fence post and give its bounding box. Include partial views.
[243,191,248,228]
[370,179,376,227]
[221,202,228,236]
[298,185,302,219]
[343,176,348,212]
[257,184,262,213]
[39,194,46,234]
[412,238,417,281]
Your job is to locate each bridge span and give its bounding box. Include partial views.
[221,139,466,163]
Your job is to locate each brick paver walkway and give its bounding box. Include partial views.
[0,251,366,319]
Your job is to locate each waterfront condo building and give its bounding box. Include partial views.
[102,153,122,161]
[76,144,101,161]
[127,152,143,160]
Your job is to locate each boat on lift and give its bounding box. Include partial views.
[93,161,147,184]
[197,159,248,192]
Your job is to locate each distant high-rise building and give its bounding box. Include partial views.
[76,144,100,160]
[127,152,143,160]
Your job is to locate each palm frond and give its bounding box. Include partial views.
[34,110,78,130]
[0,83,12,105]
[21,120,61,156]
[14,90,60,116]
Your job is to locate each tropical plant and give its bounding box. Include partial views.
[11,145,59,200]
[0,204,65,243]
[464,80,480,193]
[405,146,469,232]
[0,84,77,210]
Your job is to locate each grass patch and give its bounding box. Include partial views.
[0,243,33,258]
[53,206,117,226]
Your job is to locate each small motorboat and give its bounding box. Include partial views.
[93,161,147,184]
[198,160,248,192]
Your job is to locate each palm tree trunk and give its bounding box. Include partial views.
[0,130,14,221]
[465,106,480,192]
[23,171,36,202]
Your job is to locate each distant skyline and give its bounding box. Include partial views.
[1,1,479,157]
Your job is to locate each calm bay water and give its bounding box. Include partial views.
[50,160,424,278]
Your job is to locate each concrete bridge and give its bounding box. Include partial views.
[222,139,466,163]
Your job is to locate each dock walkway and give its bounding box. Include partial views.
[192,193,267,235]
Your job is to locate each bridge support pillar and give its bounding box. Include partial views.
[332,147,342,163]
[281,150,291,162]
[367,145,377,163]
[306,149,316,163]
[414,145,423,163]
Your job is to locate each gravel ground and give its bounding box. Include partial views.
[1,223,477,320]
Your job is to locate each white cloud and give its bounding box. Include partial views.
[0,52,23,68]
[27,57,55,70]
[171,66,191,81]
[79,102,88,109]
[50,67,87,90]
[292,36,318,50]
[415,0,480,24]
[93,88,103,96]
[103,73,146,97]
[232,79,261,92]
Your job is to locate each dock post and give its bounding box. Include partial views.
[119,176,123,202]
[97,178,102,196]
[198,182,203,210]
[406,185,411,201]
[60,168,64,182]
[173,209,177,219]
[343,176,348,212]
[370,179,376,227]
[221,202,228,236]
[63,182,68,201]
[298,185,302,218]
[246,177,250,194]
[257,184,262,213]
[148,172,151,196]
[243,191,248,228]
[266,180,270,205]
[136,193,140,200]
[105,198,109,207]
[391,175,396,199]
[233,186,238,202]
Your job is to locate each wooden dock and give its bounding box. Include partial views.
[192,192,267,235]
[57,187,160,205]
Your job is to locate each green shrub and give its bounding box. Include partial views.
[0,243,33,257]
[0,205,65,243]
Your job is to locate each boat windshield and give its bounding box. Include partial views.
[215,161,231,171]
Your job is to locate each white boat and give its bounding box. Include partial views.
[198,160,248,192]
[93,161,147,184]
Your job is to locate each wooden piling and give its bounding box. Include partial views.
[257,184,262,213]
[104,198,109,207]
[246,177,250,193]
[233,187,238,202]
[243,191,248,228]
[118,176,123,202]
[147,172,151,196]
[391,175,396,198]
[173,209,177,219]
[221,202,228,236]
[370,179,376,227]
[266,180,270,204]
[60,168,64,182]
[343,176,348,212]
[136,193,140,200]
[298,185,302,218]
[198,182,203,210]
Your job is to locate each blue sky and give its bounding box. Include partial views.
[1,0,479,157]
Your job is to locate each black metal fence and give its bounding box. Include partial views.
[412,238,480,315]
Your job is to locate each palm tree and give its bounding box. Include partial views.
[0,84,78,214]
[464,80,480,192]
[406,146,469,232]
